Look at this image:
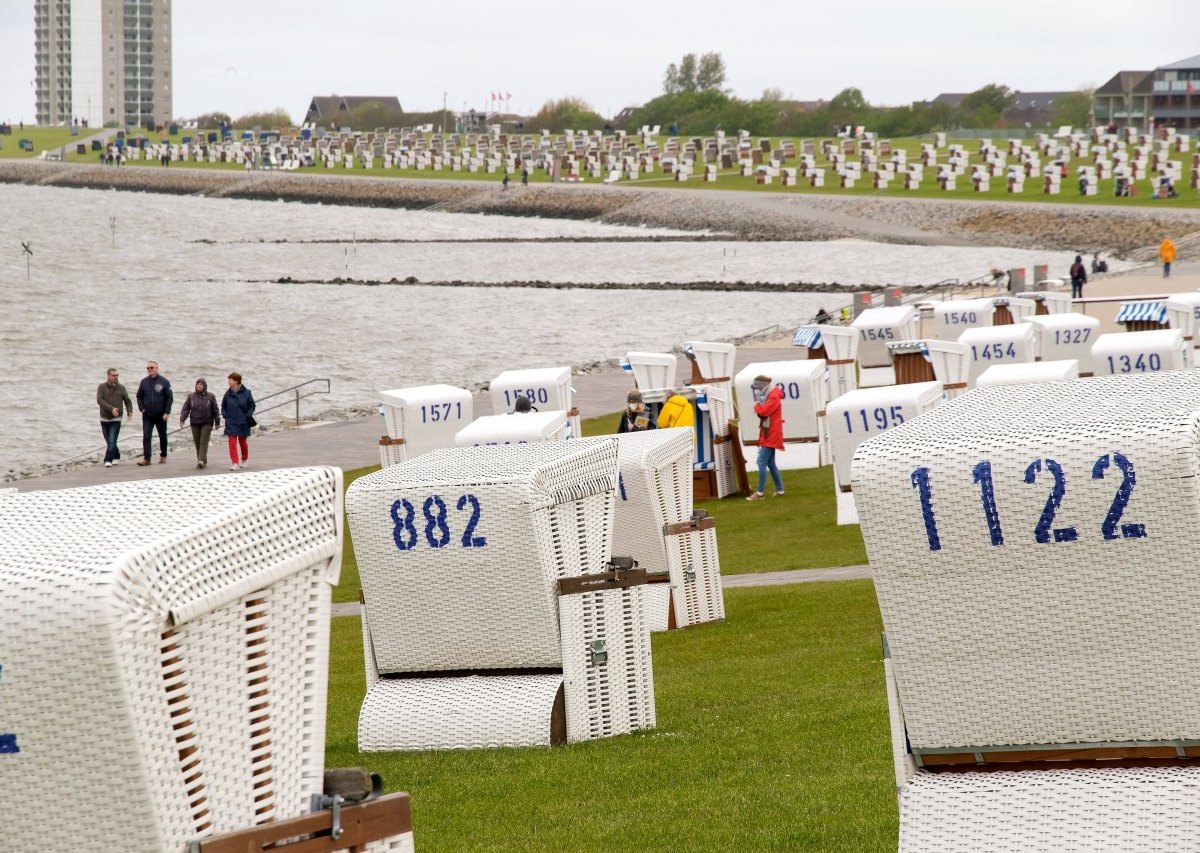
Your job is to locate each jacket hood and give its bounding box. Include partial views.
[768,385,785,400]
[195,378,208,392]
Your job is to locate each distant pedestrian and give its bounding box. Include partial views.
[616,390,655,433]
[746,375,785,501]
[1160,237,1177,278]
[179,378,220,469]
[521,167,529,186]
[96,367,133,467]
[502,172,510,191]
[222,372,256,470]
[136,360,173,465]
[1069,255,1087,299]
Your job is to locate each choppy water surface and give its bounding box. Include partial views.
[1,184,1109,476]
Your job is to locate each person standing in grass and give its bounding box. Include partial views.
[96,367,133,467]
[1160,237,1177,278]
[1070,255,1087,299]
[179,378,220,469]
[222,372,256,470]
[747,375,785,501]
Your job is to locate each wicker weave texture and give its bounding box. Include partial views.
[347,442,619,674]
[455,411,569,446]
[852,306,920,368]
[957,323,1037,385]
[827,381,943,487]
[379,384,473,460]
[1092,329,1189,375]
[625,352,677,392]
[365,832,416,853]
[1028,313,1101,375]
[696,384,738,497]
[560,584,656,741]
[580,429,723,628]
[976,360,1079,387]
[899,767,1200,852]
[682,341,736,386]
[0,468,342,852]
[489,366,573,412]
[358,674,565,750]
[932,298,996,340]
[853,372,1200,749]
[379,440,408,469]
[1166,293,1200,344]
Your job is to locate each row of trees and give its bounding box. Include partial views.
[189,53,1093,138]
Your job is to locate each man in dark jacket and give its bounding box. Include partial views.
[96,367,133,467]
[136,360,173,465]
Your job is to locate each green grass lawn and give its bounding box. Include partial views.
[325,580,894,852]
[0,126,86,158]
[36,127,1197,207]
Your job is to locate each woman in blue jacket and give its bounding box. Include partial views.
[221,372,256,470]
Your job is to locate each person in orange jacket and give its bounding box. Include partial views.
[747,375,785,501]
[1160,237,1177,278]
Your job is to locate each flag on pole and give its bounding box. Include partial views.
[506,92,512,100]
[1188,81,1196,94]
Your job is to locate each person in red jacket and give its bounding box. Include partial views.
[747,374,785,500]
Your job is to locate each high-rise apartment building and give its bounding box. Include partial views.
[34,0,172,129]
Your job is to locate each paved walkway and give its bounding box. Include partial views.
[16,343,799,492]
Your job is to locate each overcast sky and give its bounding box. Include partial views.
[1,1,1196,124]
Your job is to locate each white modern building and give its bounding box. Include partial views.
[34,0,172,129]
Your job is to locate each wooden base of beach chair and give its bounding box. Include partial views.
[189,792,413,853]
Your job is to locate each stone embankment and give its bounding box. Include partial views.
[4,160,1199,254]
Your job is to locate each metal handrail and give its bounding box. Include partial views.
[56,377,331,466]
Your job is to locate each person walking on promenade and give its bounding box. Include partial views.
[657,389,695,430]
[222,372,256,471]
[136,360,173,466]
[1070,255,1087,299]
[616,390,655,433]
[1160,237,1177,278]
[179,378,220,469]
[502,172,510,191]
[747,375,785,501]
[96,367,133,467]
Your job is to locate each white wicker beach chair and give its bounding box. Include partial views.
[976,359,1079,387]
[378,384,473,465]
[932,298,994,340]
[827,381,942,526]
[489,366,579,439]
[854,372,1200,850]
[1092,329,1189,375]
[853,306,920,386]
[0,469,417,852]
[454,411,569,446]
[1028,313,1101,376]
[694,383,739,499]
[347,441,655,751]
[1166,293,1200,354]
[957,322,1037,385]
[581,429,724,631]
